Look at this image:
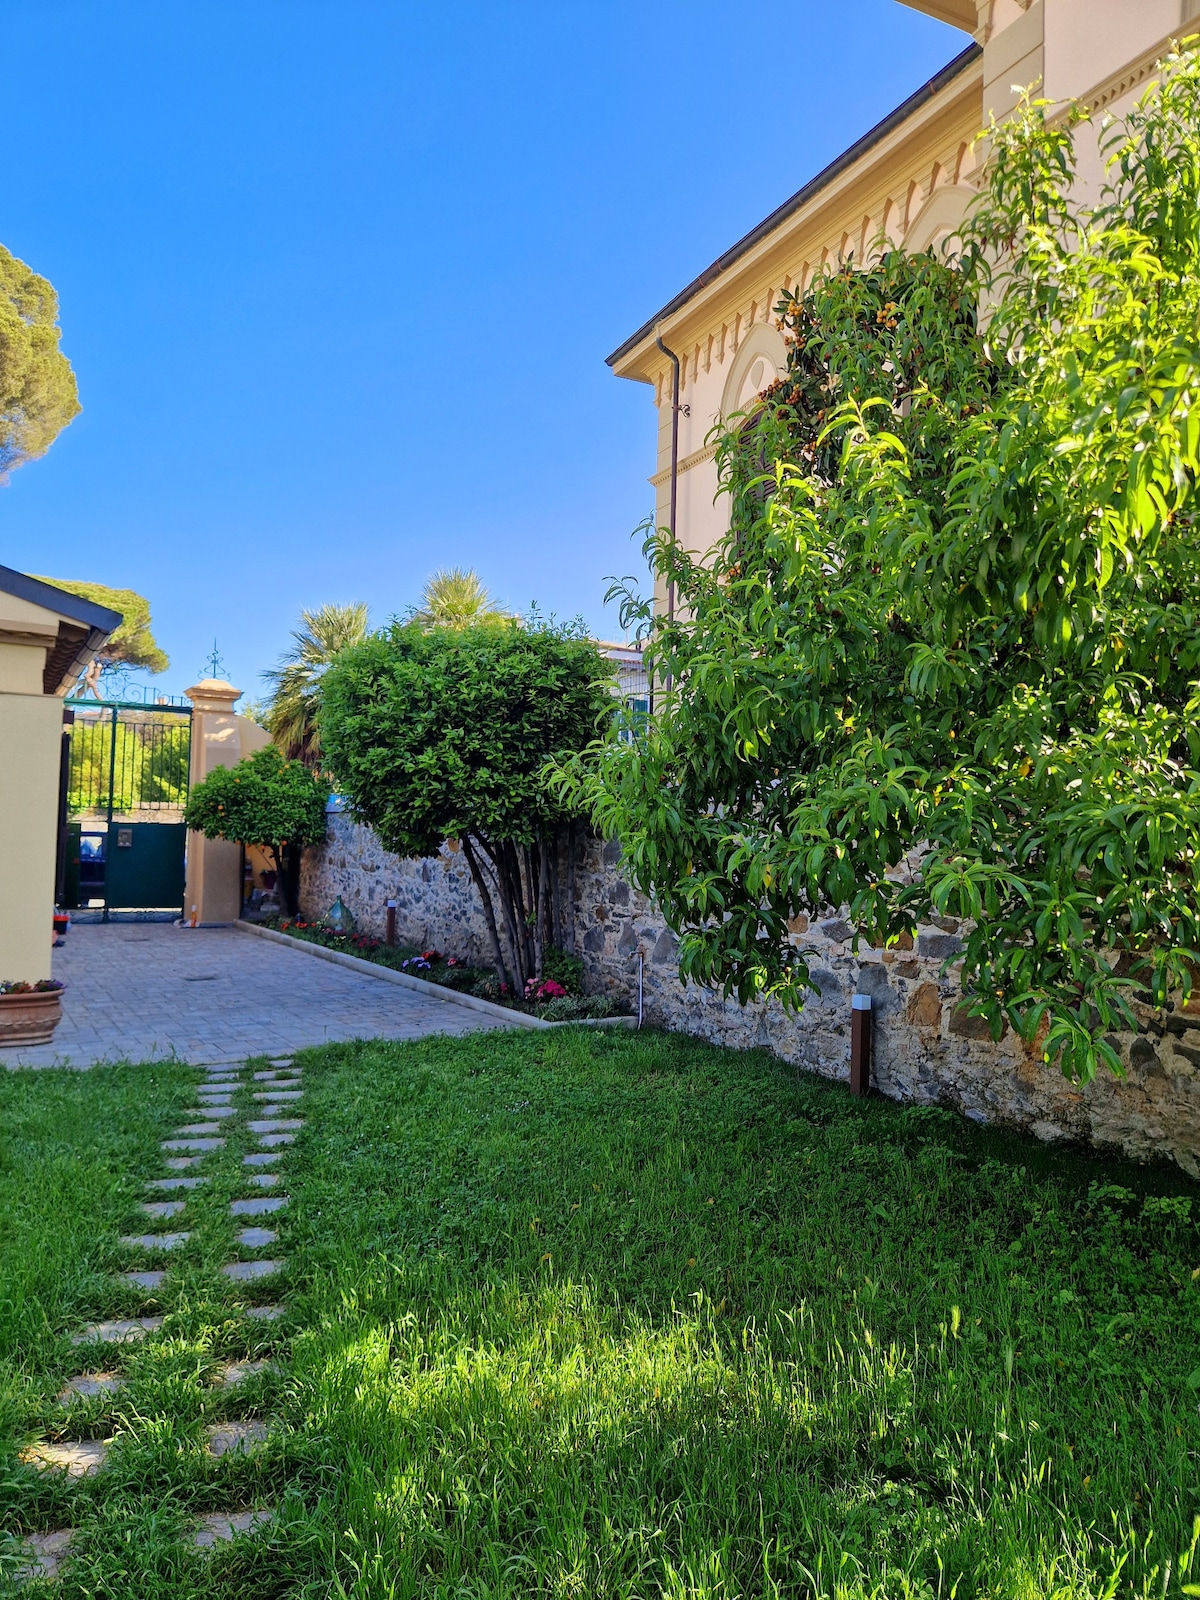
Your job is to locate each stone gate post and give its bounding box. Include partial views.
[183,678,269,925]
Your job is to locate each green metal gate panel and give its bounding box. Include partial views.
[103,822,187,911]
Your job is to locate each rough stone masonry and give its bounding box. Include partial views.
[303,809,1200,1175]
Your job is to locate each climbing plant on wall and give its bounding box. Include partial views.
[556,48,1200,1083]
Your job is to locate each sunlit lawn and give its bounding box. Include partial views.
[1,1029,1198,1597]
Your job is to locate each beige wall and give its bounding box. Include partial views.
[183,678,272,925]
[0,692,62,982]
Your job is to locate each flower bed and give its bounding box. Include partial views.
[263,919,624,1021]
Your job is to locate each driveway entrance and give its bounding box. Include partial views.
[6,922,502,1068]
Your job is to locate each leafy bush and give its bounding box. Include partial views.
[542,947,584,995]
[184,746,329,916]
[320,616,613,994]
[559,51,1200,1082]
[540,993,616,1021]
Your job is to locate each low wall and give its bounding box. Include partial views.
[303,810,1200,1174]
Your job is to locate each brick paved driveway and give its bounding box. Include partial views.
[6,922,503,1068]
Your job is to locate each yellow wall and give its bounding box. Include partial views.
[182,680,273,924]
[0,635,61,982]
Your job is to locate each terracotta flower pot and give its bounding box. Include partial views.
[0,988,64,1047]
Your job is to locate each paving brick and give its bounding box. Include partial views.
[246,1172,279,1189]
[246,1119,304,1133]
[176,1121,223,1135]
[256,1133,296,1148]
[192,1508,274,1548]
[58,1373,123,1402]
[243,1151,281,1166]
[163,1138,224,1152]
[204,1420,269,1459]
[148,1176,206,1191]
[120,1232,190,1250]
[120,1270,166,1290]
[20,1439,109,1477]
[72,1316,163,1345]
[235,1226,278,1248]
[222,1259,283,1282]
[141,1200,186,1219]
[14,1529,73,1582]
[230,1197,287,1216]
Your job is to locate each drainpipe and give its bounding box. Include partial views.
[655,332,681,625]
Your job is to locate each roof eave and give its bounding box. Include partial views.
[606,41,982,375]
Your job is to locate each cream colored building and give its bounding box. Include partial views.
[0,565,120,982]
[610,0,1198,590]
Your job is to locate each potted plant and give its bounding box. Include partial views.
[0,979,65,1046]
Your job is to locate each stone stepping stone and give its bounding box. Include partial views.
[120,1231,190,1251]
[13,1529,73,1583]
[196,1091,236,1104]
[192,1508,274,1548]
[256,1133,296,1148]
[253,1070,301,1082]
[212,1359,271,1388]
[205,1420,269,1459]
[164,1154,205,1170]
[246,1173,279,1189]
[246,1119,304,1133]
[20,1439,109,1477]
[235,1226,278,1249]
[244,1304,284,1320]
[243,1151,281,1166]
[253,1090,303,1101]
[163,1138,224,1152]
[148,1176,206,1192]
[230,1197,287,1217]
[176,1122,224,1136]
[182,1105,238,1119]
[72,1316,163,1346]
[120,1269,166,1291]
[222,1259,283,1282]
[141,1200,186,1220]
[58,1373,122,1403]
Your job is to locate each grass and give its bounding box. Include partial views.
[1,1030,1198,1597]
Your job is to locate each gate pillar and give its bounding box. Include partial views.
[183,678,270,925]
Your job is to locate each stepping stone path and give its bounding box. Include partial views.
[192,1508,274,1548]
[15,1055,304,1584]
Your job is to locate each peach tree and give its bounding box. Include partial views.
[557,51,1200,1082]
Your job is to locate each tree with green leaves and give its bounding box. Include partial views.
[320,617,612,991]
[261,602,370,764]
[35,577,169,694]
[556,49,1200,1084]
[413,567,508,628]
[0,244,80,479]
[184,745,329,916]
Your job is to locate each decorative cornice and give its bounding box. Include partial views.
[649,442,717,488]
[1054,31,1182,122]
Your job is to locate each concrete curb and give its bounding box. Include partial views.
[233,922,637,1033]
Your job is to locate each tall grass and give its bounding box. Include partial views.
[1,1032,1197,1597]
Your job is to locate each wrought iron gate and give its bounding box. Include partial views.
[58,699,192,918]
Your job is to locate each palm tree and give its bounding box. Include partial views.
[262,602,370,765]
[414,567,508,628]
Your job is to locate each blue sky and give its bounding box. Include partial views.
[1,1,965,702]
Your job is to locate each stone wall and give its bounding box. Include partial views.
[303,808,1200,1175]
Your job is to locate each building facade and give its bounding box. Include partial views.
[609,0,1198,587]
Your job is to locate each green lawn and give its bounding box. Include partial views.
[1,1031,1198,1598]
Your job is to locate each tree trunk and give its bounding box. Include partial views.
[461,834,510,990]
[270,843,299,918]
